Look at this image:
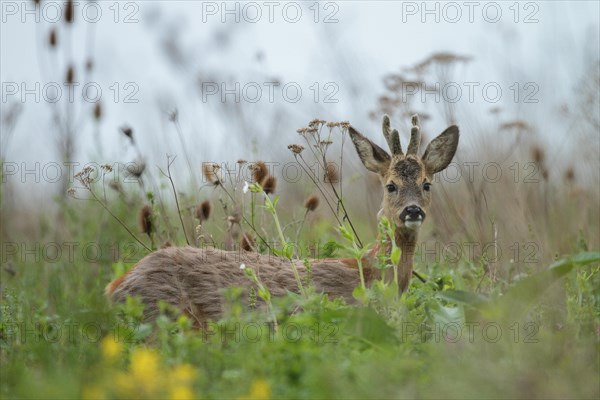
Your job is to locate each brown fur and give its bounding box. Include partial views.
[107,246,367,323]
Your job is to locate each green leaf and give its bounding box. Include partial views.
[338,225,354,243]
[390,245,401,266]
[272,195,280,208]
[352,286,369,306]
[436,290,487,307]
[427,300,465,326]
[483,251,600,321]
[343,307,397,346]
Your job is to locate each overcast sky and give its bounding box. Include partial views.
[1,1,599,198]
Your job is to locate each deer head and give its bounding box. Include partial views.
[349,115,459,291]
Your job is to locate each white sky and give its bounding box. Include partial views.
[1,1,599,198]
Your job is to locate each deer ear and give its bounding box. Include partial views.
[421,125,459,175]
[349,126,391,175]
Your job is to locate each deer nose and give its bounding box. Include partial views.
[400,205,426,222]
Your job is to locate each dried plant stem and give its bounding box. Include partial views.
[87,188,151,252]
[263,191,306,297]
[296,154,363,247]
[218,183,272,252]
[160,155,190,245]
[172,118,197,189]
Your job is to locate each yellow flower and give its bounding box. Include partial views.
[240,379,271,400]
[169,386,196,400]
[130,348,161,392]
[101,336,122,363]
[115,372,136,398]
[170,364,197,385]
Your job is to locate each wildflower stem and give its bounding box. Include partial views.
[161,155,190,246]
[87,188,151,252]
[263,191,306,297]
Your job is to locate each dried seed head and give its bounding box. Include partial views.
[326,121,340,128]
[261,175,276,194]
[65,0,74,23]
[66,65,74,84]
[324,163,339,183]
[287,144,304,154]
[139,205,153,236]
[564,167,575,183]
[66,187,77,196]
[339,121,350,129]
[500,120,530,131]
[126,161,146,178]
[49,29,57,48]
[530,145,546,164]
[108,181,123,193]
[202,163,221,185]
[120,125,133,142]
[195,200,211,221]
[308,118,326,128]
[240,233,255,251]
[251,161,268,184]
[237,159,247,164]
[304,195,320,212]
[93,102,102,121]
[161,241,173,249]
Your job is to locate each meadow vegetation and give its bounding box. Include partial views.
[1,12,599,398]
[1,109,599,399]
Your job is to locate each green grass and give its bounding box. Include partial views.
[1,193,599,399]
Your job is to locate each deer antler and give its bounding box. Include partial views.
[382,115,402,155]
[406,114,421,155]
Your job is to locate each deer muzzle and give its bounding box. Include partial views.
[399,205,426,229]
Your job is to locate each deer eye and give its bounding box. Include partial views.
[386,184,396,193]
[423,182,432,191]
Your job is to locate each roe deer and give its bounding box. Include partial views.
[106,115,459,324]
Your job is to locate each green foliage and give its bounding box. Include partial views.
[1,186,599,399]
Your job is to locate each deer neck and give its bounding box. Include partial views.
[395,227,418,292]
[361,227,418,292]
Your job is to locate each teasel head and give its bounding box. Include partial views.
[195,200,211,222]
[93,102,102,121]
[530,145,546,165]
[261,175,276,195]
[139,205,154,236]
[251,161,268,184]
[324,162,339,183]
[304,195,320,212]
[49,29,57,48]
[564,166,576,184]
[65,0,74,23]
[65,65,74,85]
